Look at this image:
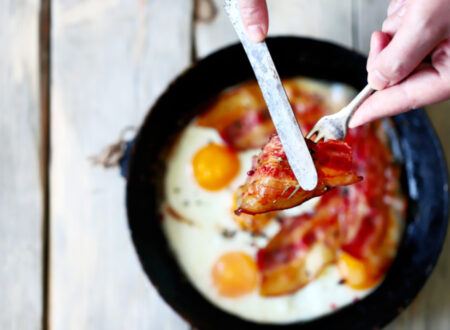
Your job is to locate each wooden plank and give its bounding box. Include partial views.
[353,0,390,53]
[268,0,352,46]
[354,1,450,329]
[194,0,238,58]
[50,0,192,329]
[0,0,43,329]
[195,0,352,58]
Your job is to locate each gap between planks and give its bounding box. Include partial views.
[39,0,51,328]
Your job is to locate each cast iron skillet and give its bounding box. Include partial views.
[125,37,449,330]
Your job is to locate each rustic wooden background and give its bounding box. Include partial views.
[1,0,449,329]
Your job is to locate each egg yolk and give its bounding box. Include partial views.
[212,252,258,297]
[337,252,379,290]
[192,143,240,191]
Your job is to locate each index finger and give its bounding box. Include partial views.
[238,0,269,43]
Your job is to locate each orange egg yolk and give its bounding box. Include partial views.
[192,143,240,191]
[212,252,258,297]
[337,252,379,290]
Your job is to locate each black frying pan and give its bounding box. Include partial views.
[125,37,449,330]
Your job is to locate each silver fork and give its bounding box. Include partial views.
[306,84,374,141]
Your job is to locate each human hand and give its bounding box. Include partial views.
[237,0,269,43]
[350,0,450,128]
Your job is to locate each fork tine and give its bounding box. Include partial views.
[306,126,318,139]
[304,85,373,143]
[315,132,325,142]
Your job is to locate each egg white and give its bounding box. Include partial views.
[162,124,376,324]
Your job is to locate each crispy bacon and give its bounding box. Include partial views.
[235,135,361,215]
[337,124,405,277]
[231,195,276,231]
[256,123,405,296]
[197,82,271,150]
[258,191,344,296]
[197,81,328,150]
[198,79,406,297]
[220,110,275,150]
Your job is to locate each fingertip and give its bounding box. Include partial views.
[348,102,370,128]
[238,0,269,43]
[246,24,266,43]
[371,30,385,43]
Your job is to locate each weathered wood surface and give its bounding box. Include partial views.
[354,0,391,53]
[195,0,352,58]
[0,0,43,329]
[50,0,192,329]
[2,0,449,329]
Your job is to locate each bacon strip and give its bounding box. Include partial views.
[197,81,328,150]
[257,124,405,296]
[258,191,343,296]
[198,80,405,296]
[338,125,405,276]
[235,135,362,215]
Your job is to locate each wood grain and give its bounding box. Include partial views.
[0,0,43,329]
[42,0,450,329]
[195,0,352,58]
[353,0,390,53]
[50,0,192,329]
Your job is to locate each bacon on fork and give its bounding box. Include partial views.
[197,81,329,151]
[235,135,362,215]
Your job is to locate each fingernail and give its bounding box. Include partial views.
[247,24,265,43]
[368,70,389,90]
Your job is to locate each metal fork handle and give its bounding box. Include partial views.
[340,84,374,123]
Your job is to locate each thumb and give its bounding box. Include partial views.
[238,0,269,43]
[368,11,446,89]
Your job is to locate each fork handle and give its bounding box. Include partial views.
[342,84,374,121]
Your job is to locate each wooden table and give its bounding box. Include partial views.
[1,0,449,329]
